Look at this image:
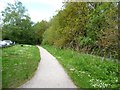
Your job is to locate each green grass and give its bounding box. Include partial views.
[0,48,2,90]
[42,45,119,88]
[2,44,40,88]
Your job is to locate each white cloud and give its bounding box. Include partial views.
[0,3,5,12]
[19,0,63,12]
[21,0,64,22]
[20,0,63,5]
[0,0,16,13]
[0,0,64,22]
[29,10,51,22]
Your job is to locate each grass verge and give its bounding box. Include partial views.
[0,48,2,89]
[42,45,119,88]
[2,44,40,88]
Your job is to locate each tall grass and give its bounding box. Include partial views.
[43,45,119,88]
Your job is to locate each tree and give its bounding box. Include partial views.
[43,2,118,59]
[85,2,118,58]
[33,20,48,44]
[1,1,34,44]
[43,2,89,49]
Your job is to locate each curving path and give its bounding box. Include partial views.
[19,46,76,88]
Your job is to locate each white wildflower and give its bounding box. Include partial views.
[70,68,75,71]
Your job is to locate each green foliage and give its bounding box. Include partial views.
[43,45,119,88]
[42,15,63,46]
[2,45,40,88]
[1,1,34,44]
[43,2,118,59]
[33,20,48,44]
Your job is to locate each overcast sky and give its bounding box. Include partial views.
[0,0,64,23]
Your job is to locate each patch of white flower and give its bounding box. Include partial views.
[70,68,75,71]
[24,45,30,46]
[78,71,85,74]
[88,74,91,77]
[89,78,110,88]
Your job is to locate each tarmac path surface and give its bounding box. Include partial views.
[20,46,76,88]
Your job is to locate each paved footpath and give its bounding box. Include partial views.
[20,46,76,88]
